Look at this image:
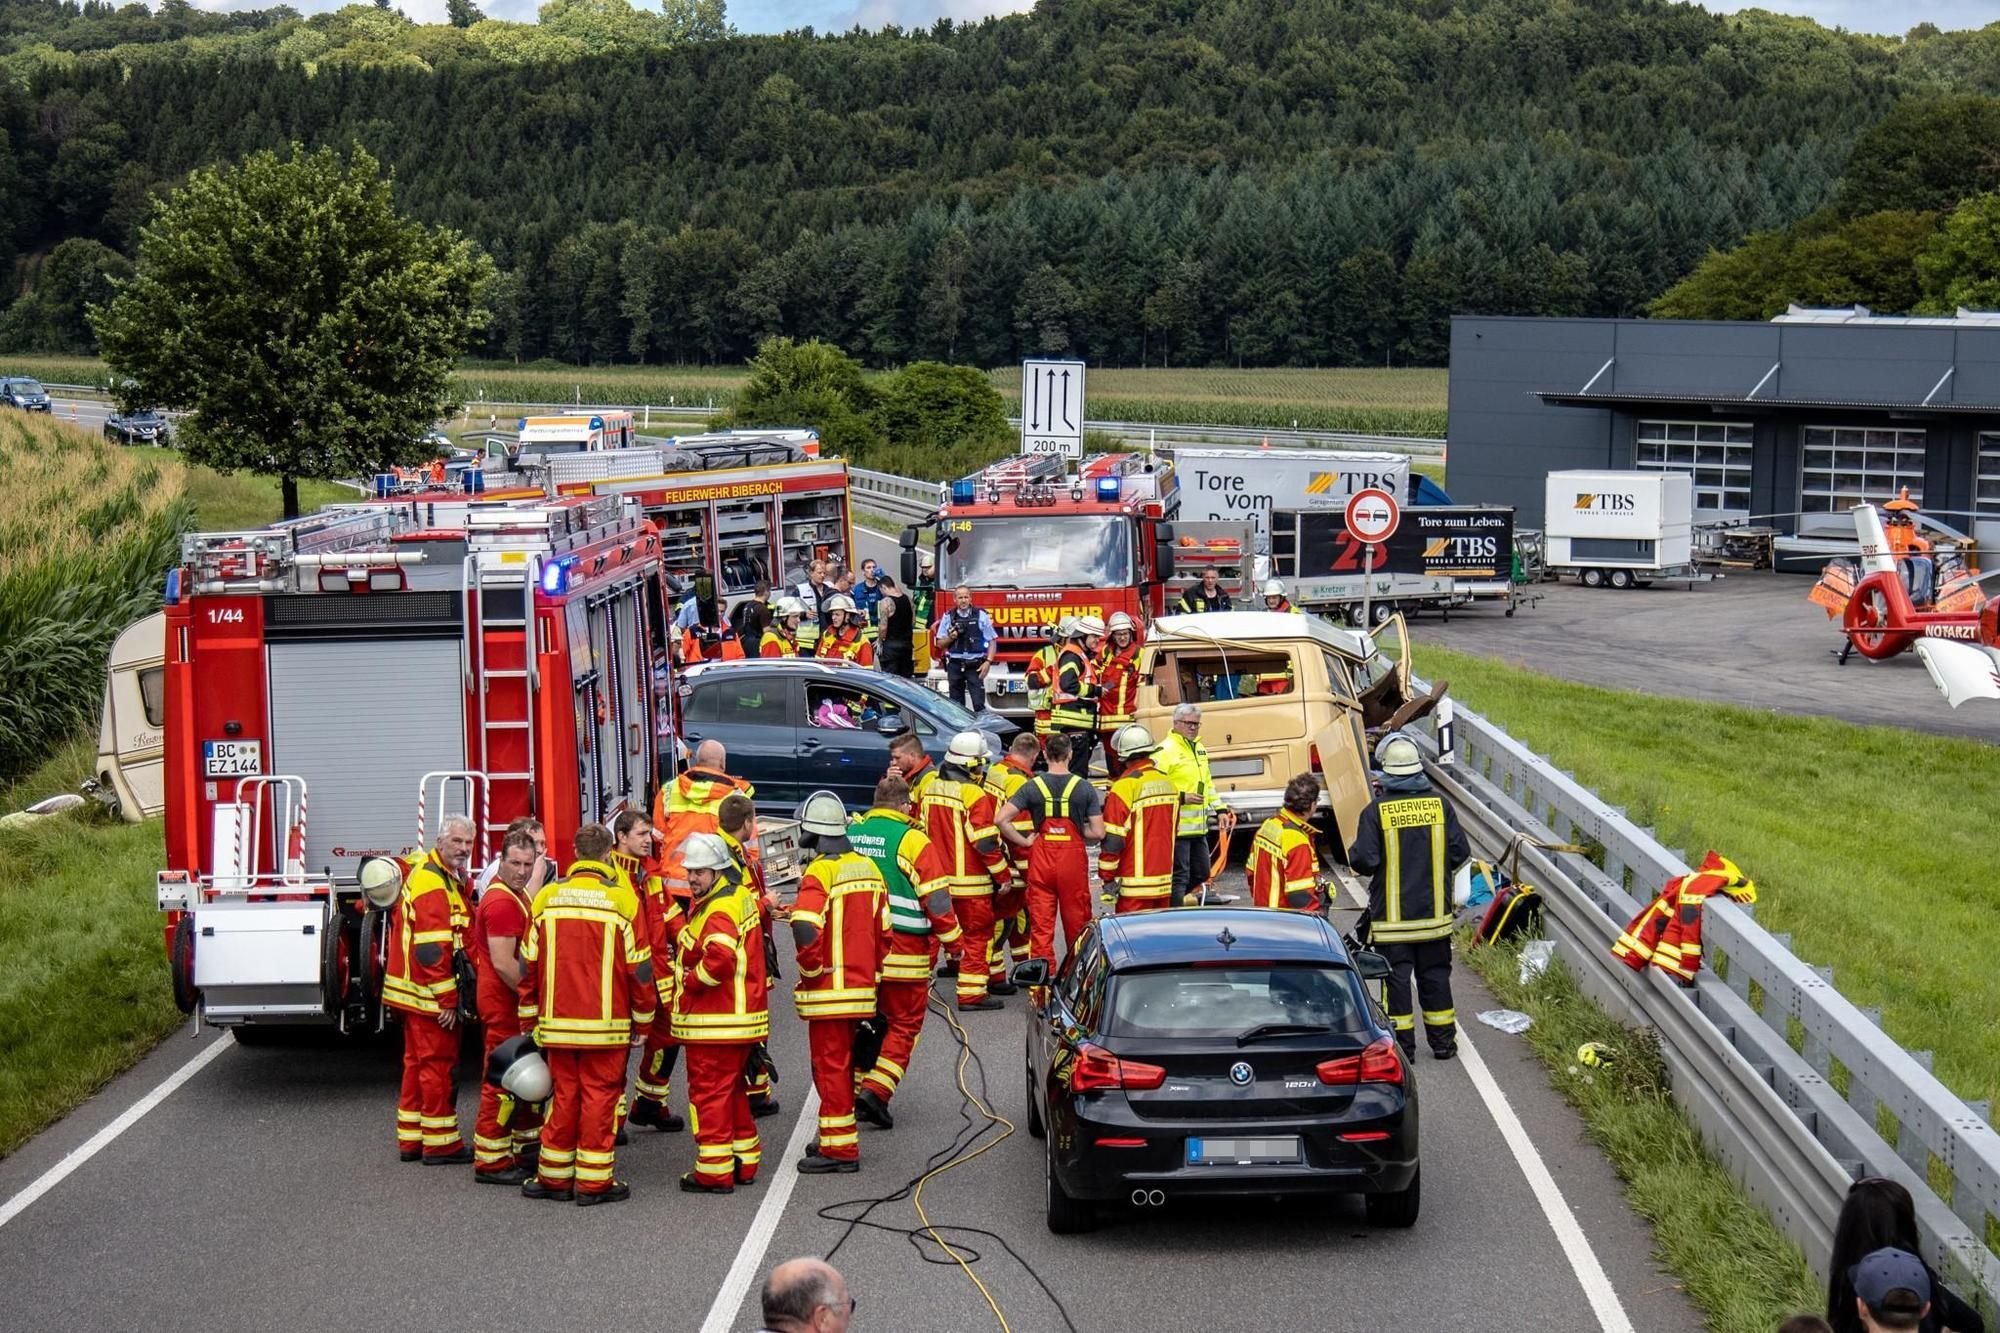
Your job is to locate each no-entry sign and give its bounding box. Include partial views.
[1345,487,1401,543]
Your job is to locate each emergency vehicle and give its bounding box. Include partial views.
[513,411,638,463]
[153,490,674,1035]
[900,453,1252,717]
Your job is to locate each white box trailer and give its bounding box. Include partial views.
[1543,470,1700,588]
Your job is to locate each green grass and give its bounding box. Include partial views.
[1462,937,1822,1333]
[184,468,354,530]
[0,736,180,1159]
[1415,642,2000,1116]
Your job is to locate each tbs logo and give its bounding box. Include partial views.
[1574,492,1636,512]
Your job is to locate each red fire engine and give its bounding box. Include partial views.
[155,491,673,1034]
[899,453,1251,717]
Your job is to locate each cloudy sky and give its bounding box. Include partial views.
[191,0,2000,37]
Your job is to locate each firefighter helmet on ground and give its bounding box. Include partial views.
[797,789,849,837]
[1374,732,1424,777]
[681,832,734,874]
[1110,723,1157,759]
[358,855,404,909]
[946,730,989,767]
[1107,611,1136,634]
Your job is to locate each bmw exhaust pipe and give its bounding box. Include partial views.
[1129,1189,1166,1207]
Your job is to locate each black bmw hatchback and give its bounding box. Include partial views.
[1015,908,1419,1234]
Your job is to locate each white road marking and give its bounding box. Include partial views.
[698,1084,824,1333]
[1334,864,1634,1333]
[0,1032,235,1231]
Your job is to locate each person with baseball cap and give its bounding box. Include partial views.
[1845,1248,1930,1332]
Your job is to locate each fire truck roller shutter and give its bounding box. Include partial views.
[266,637,467,874]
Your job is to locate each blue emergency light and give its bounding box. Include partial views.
[540,558,571,596]
[951,479,978,504]
[163,567,182,606]
[1095,477,1121,500]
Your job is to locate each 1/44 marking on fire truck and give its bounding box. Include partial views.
[202,739,262,777]
[205,606,245,624]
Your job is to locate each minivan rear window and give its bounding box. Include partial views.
[1105,965,1366,1039]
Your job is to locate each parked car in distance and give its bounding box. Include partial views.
[0,377,52,412]
[104,408,172,446]
[676,657,1018,813]
[1016,908,1420,1234]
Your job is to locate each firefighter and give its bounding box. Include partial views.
[470,830,544,1183]
[1248,774,1322,912]
[791,790,891,1172]
[980,732,1041,982]
[674,569,744,664]
[761,596,808,657]
[1176,566,1233,614]
[384,815,474,1165]
[1095,611,1144,779]
[1024,618,1071,753]
[919,731,1015,1010]
[814,594,876,666]
[887,730,937,807]
[1098,725,1182,914]
[655,739,755,902]
[717,791,782,1118]
[673,832,770,1194]
[995,732,1104,962]
[518,823,656,1204]
[1051,615,1104,780]
[1155,703,1232,906]
[912,547,938,674]
[848,774,962,1130]
[611,810,685,1135]
[1262,579,1301,614]
[1347,732,1471,1061]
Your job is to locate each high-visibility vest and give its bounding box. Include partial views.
[1025,643,1059,722]
[671,886,770,1044]
[654,768,753,889]
[519,861,656,1047]
[791,850,890,1020]
[1154,732,1218,838]
[760,627,800,657]
[1248,810,1318,911]
[1050,644,1097,730]
[382,850,469,1016]
[847,807,961,982]
[1098,760,1180,903]
[1365,797,1452,943]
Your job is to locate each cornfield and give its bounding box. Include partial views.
[0,415,191,782]
[990,367,1448,437]
[452,361,750,412]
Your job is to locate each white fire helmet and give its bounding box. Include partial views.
[1375,732,1424,777]
[1054,615,1077,641]
[946,730,989,767]
[1073,615,1106,640]
[824,594,855,615]
[1110,723,1157,759]
[776,596,807,619]
[358,855,405,909]
[797,789,849,836]
[1107,612,1136,635]
[1262,579,1287,599]
[488,1033,553,1103]
[681,832,734,874]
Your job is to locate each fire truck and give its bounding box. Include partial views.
[153,490,681,1034]
[899,453,1252,717]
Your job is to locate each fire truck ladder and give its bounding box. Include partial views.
[464,555,538,850]
[418,771,492,877]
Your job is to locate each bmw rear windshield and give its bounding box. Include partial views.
[1105,964,1370,1039]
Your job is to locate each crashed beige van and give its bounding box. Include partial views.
[1130,610,1444,851]
[93,610,166,822]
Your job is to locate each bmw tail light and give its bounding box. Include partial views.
[1072,1043,1167,1093]
[1316,1038,1404,1087]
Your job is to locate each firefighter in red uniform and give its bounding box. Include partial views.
[790,790,892,1172]
[1248,775,1322,912]
[518,823,655,1204]
[1051,615,1104,779]
[674,570,745,665]
[610,809,686,1134]
[980,732,1040,984]
[1095,611,1144,779]
[1098,725,1182,914]
[760,597,808,657]
[1024,619,1070,753]
[383,816,474,1164]
[471,830,545,1183]
[717,792,782,1117]
[814,595,875,666]
[673,832,771,1194]
[996,732,1105,962]
[920,731,1015,1010]
[889,731,937,806]
[848,774,962,1130]
[654,739,755,900]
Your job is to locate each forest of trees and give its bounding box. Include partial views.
[3,0,1998,366]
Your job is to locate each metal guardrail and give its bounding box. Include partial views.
[1422,700,2000,1310]
[849,467,942,523]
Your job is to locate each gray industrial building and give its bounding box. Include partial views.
[1446,310,2000,559]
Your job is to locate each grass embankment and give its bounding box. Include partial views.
[1463,938,1822,1332]
[1414,642,2000,1112]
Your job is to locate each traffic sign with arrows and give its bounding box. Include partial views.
[1020,359,1086,458]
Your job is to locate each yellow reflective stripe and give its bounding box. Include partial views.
[410,929,455,945]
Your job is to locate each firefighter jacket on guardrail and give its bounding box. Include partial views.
[1249,809,1319,912]
[919,770,1014,897]
[671,884,770,1044]
[791,849,892,1020]
[1613,850,1757,984]
[847,808,962,981]
[1348,778,1470,944]
[656,767,755,896]
[519,861,655,1048]
[383,850,470,1016]
[1051,644,1098,731]
[1099,758,1181,905]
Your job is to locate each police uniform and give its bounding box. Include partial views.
[1347,776,1470,1058]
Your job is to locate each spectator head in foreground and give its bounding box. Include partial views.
[1848,1247,1929,1332]
[1778,1317,1833,1333]
[758,1256,853,1332]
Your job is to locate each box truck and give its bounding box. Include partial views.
[1543,471,1699,588]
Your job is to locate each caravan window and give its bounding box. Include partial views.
[139,667,165,728]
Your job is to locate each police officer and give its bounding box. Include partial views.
[934,586,998,712]
[1347,732,1470,1060]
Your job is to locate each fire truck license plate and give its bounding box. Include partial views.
[203,740,263,777]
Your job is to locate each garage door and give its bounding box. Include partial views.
[268,638,466,873]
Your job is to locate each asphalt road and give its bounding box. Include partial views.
[0,864,1697,1333]
[45,397,114,435]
